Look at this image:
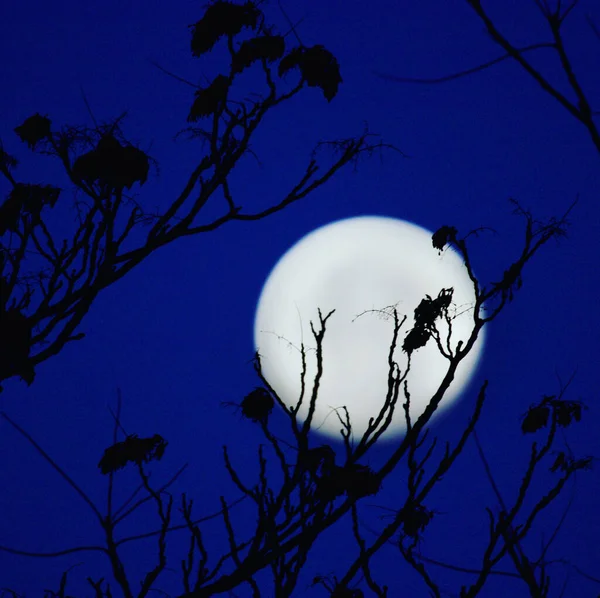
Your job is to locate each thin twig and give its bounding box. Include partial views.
[0,411,103,522]
[374,43,554,84]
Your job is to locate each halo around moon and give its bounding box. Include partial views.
[253,216,485,441]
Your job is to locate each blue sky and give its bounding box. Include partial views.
[0,0,598,596]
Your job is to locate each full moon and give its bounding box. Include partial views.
[254,216,485,441]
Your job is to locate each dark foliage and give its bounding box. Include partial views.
[402,287,454,354]
[241,387,274,422]
[492,262,523,302]
[432,224,458,253]
[232,34,285,74]
[0,1,593,594]
[72,135,149,190]
[278,45,343,101]
[402,325,431,354]
[0,147,18,178]
[299,444,336,477]
[14,113,52,149]
[317,463,381,500]
[414,287,453,327]
[115,145,150,188]
[521,395,585,434]
[0,280,9,313]
[550,452,593,473]
[398,501,434,539]
[0,183,61,235]
[188,75,230,122]
[190,1,261,57]
[0,192,21,235]
[0,308,34,389]
[554,399,583,427]
[0,251,7,302]
[98,433,168,475]
[521,403,550,434]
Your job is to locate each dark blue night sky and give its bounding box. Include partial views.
[0,0,598,596]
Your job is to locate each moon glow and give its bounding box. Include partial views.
[254,216,485,441]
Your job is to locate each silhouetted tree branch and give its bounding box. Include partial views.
[1,2,595,596]
[0,0,398,393]
[0,199,591,595]
[377,1,600,155]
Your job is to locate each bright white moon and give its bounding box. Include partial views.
[254,216,484,441]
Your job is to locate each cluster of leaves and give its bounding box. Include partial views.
[13,112,52,149]
[550,451,593,474]
[232,34,286,74]
[398,500,434,539]
[2,0,596,594]
[0,115,63,391]
[240,386,275,422]
[278,45,343,102]
[431,224,458,254]
[402,287,454,354]
[189,1,262,56]
[187,0,343,121]
[0,307,34,390]
[299,444,336,476]
[521,395,585,434]
[0,183,60,235]
[0,0,385,399]
[492,262,523,303]
[299,445,381,501]
[97,433,168,475]
[72,134,149,190]
[316,462,381,500]
[188,75,231,122]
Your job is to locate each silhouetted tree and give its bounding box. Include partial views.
[0,1,595,597]
[0,0,393,394]
[0,201,589,597]
[367,1,600,594]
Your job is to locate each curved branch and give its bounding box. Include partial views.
[374,43,555,84]
[0,544,106,558]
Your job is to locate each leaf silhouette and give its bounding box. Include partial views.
[0,309,34,387]
[14,113,52,149]
[241,387,274,422]
[190,1,261,57]
[0,184,61,235]
[188,75,230,122]
[432,225,457,253]
[98,434,168,475]
[72,136,149,190]
[278,45,342,101]
[402,288,454,354]
[232,35,285,74]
